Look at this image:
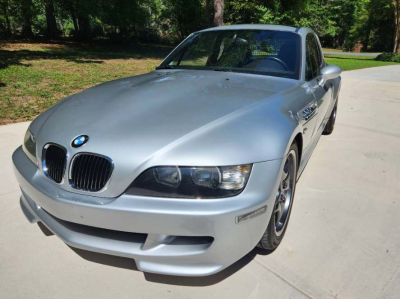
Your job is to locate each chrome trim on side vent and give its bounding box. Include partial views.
[298,101,318,125]
[42,144,67,184]
[69,153,113,192]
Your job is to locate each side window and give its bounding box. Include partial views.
[305,34,320,81]
[305,37,313,81]
[313,35,324,69]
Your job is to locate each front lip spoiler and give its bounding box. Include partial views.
[19,193,223,276]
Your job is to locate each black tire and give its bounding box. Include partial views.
[257,143,298,251]
[323,99,338,135]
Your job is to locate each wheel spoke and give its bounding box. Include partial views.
[281,159,289,181]
[280,200,286,212]
[275,202,282,222]
[274,201,281,213]
[282,169,289,181]
[281,159,291,192]
[282,173,290,191]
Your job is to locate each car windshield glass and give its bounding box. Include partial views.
[160,30,301,79]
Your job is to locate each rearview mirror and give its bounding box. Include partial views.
[318,65,342,87]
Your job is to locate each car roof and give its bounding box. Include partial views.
[198,24,301,33]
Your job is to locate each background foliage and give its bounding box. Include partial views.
[0,0,399,52]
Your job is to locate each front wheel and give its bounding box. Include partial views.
[257,143,298,251]
[323,99,338,135]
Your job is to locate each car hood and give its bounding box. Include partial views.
[33,69,300,197]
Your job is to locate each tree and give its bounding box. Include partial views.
[204,0,212,26]
[345,0,394,52]
[163,0,204,38]
[98,0,150,40]
[20,0,34,38]
[44,0,59,38]
[393,0,400,52]
[213,0,223,26]
[63,0,79,32]
[56,0,95,40]
[0,0,12,37]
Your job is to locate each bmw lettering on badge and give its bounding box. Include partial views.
[71,135,89,148]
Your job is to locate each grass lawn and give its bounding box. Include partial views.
[324,54,398,71]
[1,42,399,125]
[0,41,171,124]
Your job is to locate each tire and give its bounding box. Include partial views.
[323,99,338,135]
[257,143,298,251]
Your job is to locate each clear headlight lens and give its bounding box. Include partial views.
[191,167,221,189]
[153,166,181,188]
[22,129,37,165]
[126,164,252,199]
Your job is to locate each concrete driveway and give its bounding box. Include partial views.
[1,65,400,299]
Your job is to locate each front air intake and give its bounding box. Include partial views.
[43,144,67,184]
[69,153,113,192]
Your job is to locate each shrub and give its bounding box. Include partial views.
[375,53,400,63]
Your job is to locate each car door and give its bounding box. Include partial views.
[296,36,319,151]
[305,34,333,134]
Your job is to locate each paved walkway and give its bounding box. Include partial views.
[1,65,400,298]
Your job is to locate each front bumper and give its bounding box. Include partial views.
[13,146,282,276]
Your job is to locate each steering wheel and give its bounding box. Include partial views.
[261,57,290,71]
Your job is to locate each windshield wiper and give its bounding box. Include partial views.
[156,65,174,70]
[214,68,233,72]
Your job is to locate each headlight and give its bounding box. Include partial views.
[22,129,37,165]
[126,165,252,199]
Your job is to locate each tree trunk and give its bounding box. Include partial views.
[5,14,11,37]
[213,0,224,27]
[58,18,64,34]
[21,0,34,39]
[78,14,91,40]
[204,0,212,26]
[364,28,371,51]
[393,0,400,53]
[1,1,12,38]
[44,0,59,39]
[68,4,79,32]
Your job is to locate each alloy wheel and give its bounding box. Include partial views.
[274,150,297,236]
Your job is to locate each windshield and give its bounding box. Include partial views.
[160,30,301,79]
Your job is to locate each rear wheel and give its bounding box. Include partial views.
[323,99,338,135]
[258,143,298,251]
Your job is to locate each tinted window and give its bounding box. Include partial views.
[314,35,324,69]
[162,30,301,80]
[305,34,322,81]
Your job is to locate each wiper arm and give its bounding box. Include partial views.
[214,68,233,72]
[156,65,174,70]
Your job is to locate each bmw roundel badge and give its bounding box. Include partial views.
[72,135,89,148]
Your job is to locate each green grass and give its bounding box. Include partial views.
[0,41,171,124]
[324,54,398,71]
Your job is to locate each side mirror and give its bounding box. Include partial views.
[318,65,342,87]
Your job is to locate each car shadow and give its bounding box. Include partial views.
[37,222,273,286]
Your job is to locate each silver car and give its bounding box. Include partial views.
[13,25,341,277]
